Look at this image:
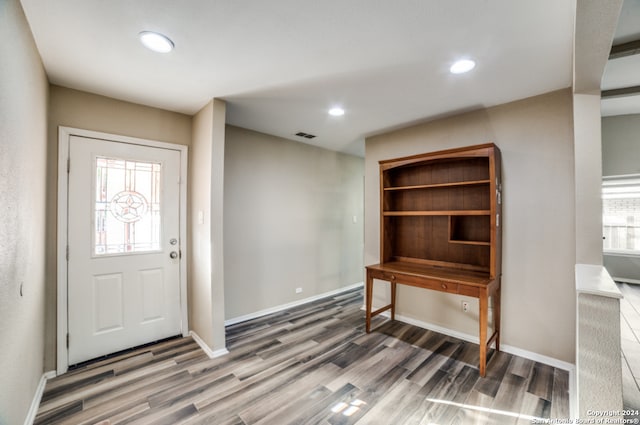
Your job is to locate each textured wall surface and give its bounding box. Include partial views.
[0,0,49,423]
[577,293,623,417]
[223,125,364,319]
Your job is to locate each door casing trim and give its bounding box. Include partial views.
[57,126,189,375]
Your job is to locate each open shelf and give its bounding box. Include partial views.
[449,215,491,245]
[383,156,491,189]
[383,210,490,216]
[378,143,501,275]
[384,179,491,191]
[383,181,490,212]
[449,240,491,246]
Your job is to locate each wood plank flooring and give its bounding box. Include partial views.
[36,288,569,424]
[618,282,640,414]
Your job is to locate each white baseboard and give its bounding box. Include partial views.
[189,331,229,359]
[613,276,640,285]
[374,311,577,417]
[225,282,364,326]
[373,310,575,372]
[24,370,56,425]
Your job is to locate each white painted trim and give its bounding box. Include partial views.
[56,126,189,375]
[224,282,365,326]
[23,370,56,425]
[575,263,622,299]
[500,341,575,373]
[190,331,229,359]
[370,310,576,372]
[57,128,70,375]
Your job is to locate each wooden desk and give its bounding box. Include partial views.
[365,261,500,377]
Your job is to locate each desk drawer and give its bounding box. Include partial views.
[369,269,459,294]
[368,269,399,281]
[415,278,459,294]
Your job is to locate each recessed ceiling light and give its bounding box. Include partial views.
[329,107,345,117]
[450,59,476,74]
[139,31,174,53]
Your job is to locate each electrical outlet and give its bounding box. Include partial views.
[295,287,303,294]
[461,301,470,313]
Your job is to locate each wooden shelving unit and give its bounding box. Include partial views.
[366,143,502,377]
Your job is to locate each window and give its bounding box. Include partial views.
[603,175,640,254]
[94,156,162,256]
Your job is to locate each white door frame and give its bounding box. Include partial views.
[57,126,189,375]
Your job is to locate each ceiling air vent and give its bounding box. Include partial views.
[295,132,316,139]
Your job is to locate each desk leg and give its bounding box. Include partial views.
[366,272,373,333]
[493,283,501,351]
[479,289,488,378]
[390,281,396,321]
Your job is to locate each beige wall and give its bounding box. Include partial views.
[46,86,192,370]
[365,89,576,363]
[224,126,364,319]
[602,114,640,282]
[0,0,49,423]
[210,100,227,350]
[574,94,603,266]
[189,101,214,347]
[602,114,640,177]
[189,99,227,352]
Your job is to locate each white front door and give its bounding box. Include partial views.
[67,135,183,364]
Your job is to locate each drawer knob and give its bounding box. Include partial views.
[441,283,447,289]
[390,275,396,280]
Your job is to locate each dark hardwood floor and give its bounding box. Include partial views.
[35,288,569,424]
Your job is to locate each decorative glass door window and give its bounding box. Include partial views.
[94,156,162,255]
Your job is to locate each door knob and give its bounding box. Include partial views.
[170,251,178,259]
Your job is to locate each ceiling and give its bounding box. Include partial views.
[602,0,640,117]
[20,0,575,157]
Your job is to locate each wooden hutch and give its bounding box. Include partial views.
[365,143,502,377]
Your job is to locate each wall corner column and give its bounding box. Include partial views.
[210,99,227,352]
[573,93,604,266]
[189,98,227,355]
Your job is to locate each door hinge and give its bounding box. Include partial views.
[67,158,70,173]
[66,245,69,261]
[66,333,69,348]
